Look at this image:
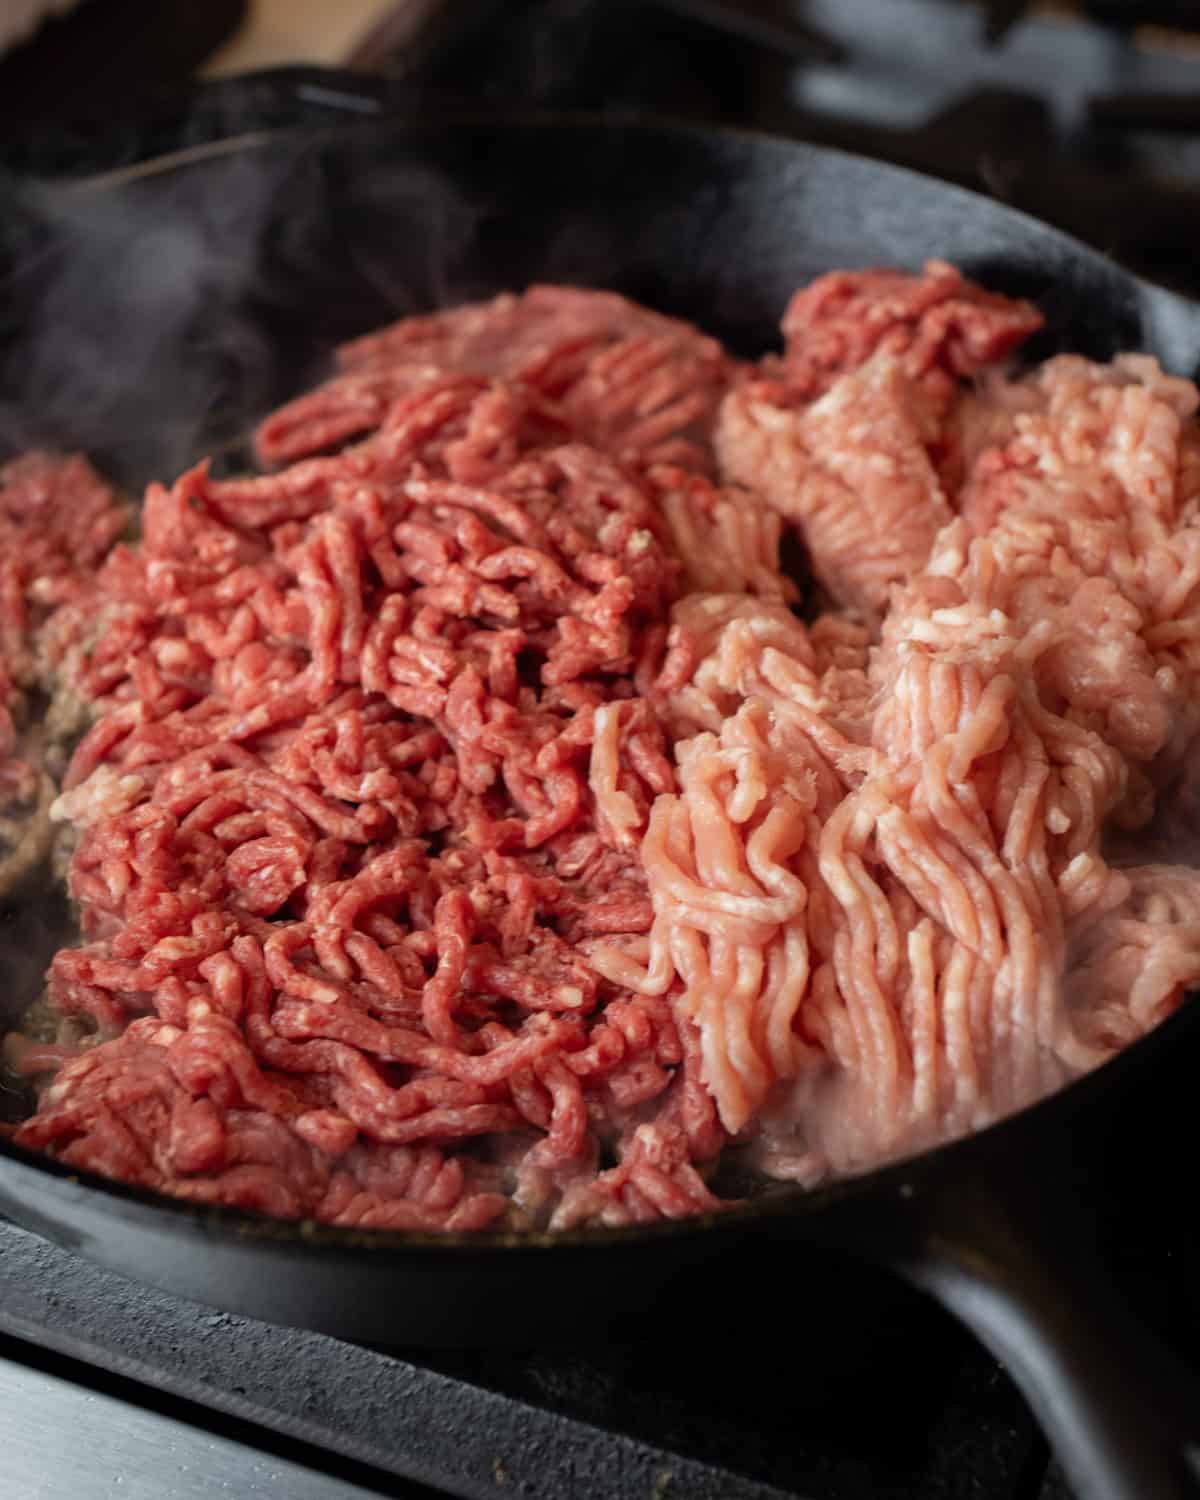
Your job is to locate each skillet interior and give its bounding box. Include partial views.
[1,115,1199,1290]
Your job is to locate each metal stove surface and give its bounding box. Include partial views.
[0,1215,1053,1500]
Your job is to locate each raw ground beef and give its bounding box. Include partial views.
[716,262,1045,620]
[0,454,128,900]
[258,285,735,478]
[6,271,1200,1230]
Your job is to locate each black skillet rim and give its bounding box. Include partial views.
[3,108,1193,1255]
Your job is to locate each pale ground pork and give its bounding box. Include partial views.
[4,267,1200,1230]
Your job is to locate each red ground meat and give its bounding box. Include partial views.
[258,286,735,476]
[776,258,1043,402]
[13,366,721,1229]
[0,454,128,886]
[0,453,128,677]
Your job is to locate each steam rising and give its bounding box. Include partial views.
[0,126,511,1082]
[0,114,776,498]
[0,138,485,489]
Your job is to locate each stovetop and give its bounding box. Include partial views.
[3,3,1200,1497]
[0,1215,1057,1500]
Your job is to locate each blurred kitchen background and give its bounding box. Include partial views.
[4,0,1200,290]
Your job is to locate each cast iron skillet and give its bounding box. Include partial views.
[2,110,1200,1500]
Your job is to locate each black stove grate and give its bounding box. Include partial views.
[0,1217,1050,1500]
